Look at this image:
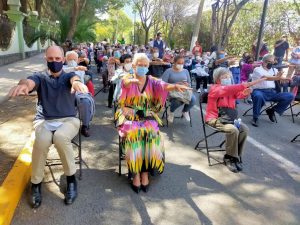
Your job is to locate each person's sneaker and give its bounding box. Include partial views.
[266,107,276,122]
[203,89,208,92]
[251,118,259,127]
[223,155,239,173]
[182,112,191,121]
[197,88,201,93]
[167,108,174,123]
[247,99,253,104]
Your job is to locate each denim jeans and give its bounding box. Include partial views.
[251,89,294,120]
[169,95,196,113]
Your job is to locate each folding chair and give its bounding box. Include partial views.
[45,122,83,183]
[161,100,192,127]
[291,133,300,142]
[284,86,300,123]
[118,134,132,179]
[46,109,84,183]
[194,92,226,166]
[242,101,277,123]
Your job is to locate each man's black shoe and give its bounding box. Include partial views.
[235,157,243,172]
[31,182,42,208]
[223,155,239,173]
[251,118,259,127]
[266,108,276,122]
[81,125,90,137]
[64,180,77,205]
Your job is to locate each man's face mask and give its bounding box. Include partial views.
[47,61,63,73]
[67,60,77,67]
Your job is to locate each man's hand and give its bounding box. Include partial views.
[75,66,87,71]
[71,81,89,94]
[8,84,30,97]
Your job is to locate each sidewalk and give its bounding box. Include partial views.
[0,54,45,184]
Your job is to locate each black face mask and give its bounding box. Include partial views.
[47,61,63,73]
[266,63,273,69]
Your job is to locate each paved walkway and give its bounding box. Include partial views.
[0,56,300,224]
[0,54,45,184]
[11,84,300,225]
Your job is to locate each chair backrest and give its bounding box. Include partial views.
[295,85,300,101]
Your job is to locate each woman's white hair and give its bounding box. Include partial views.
[213,67,233,83]
[132,53,150,66]
[65,51,78,59]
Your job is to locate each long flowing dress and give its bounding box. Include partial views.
[115,75,168,175]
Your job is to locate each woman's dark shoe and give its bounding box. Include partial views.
[141,184,149,193]
[81,125,90,137]
[31,182,42,208]
[131,184,141,194]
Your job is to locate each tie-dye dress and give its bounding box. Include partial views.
[115,75,168,175]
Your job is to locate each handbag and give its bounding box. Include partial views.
[218,107,238,124]
[169,89,193,104]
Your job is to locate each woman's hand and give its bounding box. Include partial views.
[75,66,87,71]
[174,84,193,92]
[242,88,252,96]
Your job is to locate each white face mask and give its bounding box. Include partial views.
[153,52,159,58]
[176,64,184,71]
[67,60,77,67]
[196,56,201,61]
[220,78,232,86]
[124,63,132,71]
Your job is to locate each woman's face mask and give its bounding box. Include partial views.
[124,63,132,71]
[220,78,232,86]
[114,51,121,58]
[136,66,149,77]
[266,62,273,69]
[175,64,183,71]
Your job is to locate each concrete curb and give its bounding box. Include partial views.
[0,132,34,225]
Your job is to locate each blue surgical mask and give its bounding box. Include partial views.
[114,51,121,58]
[219,54,225,59]
[136,66,149,77]
[220,78,232,86]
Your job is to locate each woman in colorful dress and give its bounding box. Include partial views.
[115,53,191,193]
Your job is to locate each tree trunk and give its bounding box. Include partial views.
[189,0,205,51]
[20,0,27,13]
[294,0,300,16]
[211,2,218,46]
[144,27,150,45]
[35,0,43,18]
[66,0,80,40]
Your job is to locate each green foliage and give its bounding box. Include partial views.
[95,9,133,44]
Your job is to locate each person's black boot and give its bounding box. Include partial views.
[31,182,42,208]
[266,107,276,122]
[223,154,239,173]
[64,175,77,205]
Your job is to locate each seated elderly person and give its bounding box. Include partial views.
[206,67,266,172]
[162,55,196,122]
[8,46,89,208]
[64,51,95,137]
[251,54,294,127]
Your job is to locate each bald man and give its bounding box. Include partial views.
[9,45,88,208]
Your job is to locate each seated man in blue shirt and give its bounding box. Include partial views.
[8,46,89,208]
[251,54,294,127]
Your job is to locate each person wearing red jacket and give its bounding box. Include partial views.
[205,67,266,173]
